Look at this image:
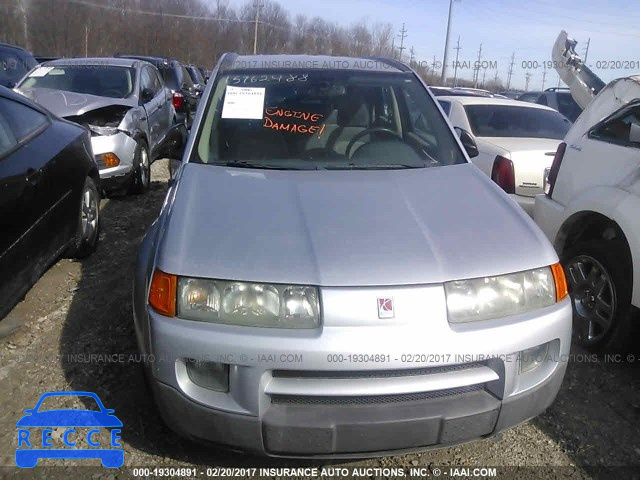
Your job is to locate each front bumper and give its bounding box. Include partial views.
[91,133,137,191]
[138,283,572,457]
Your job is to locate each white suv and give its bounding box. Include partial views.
[534,73,640,351]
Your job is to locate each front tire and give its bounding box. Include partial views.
[66,176,100,258]
[563,239,637,352]
[129,140,150,194]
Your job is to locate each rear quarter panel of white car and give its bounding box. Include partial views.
[553,140,640,307]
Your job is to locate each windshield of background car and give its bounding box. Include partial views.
[19,65,135,99]
[0,49,37,87]
[556,92,582,122]
[465,104,571,139]
[195,70,466,170]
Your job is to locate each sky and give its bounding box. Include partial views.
[219,0,640,91]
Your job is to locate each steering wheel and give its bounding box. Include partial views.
[345,127,402,159]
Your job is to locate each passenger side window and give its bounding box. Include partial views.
[140,68,155,96]
[150,68,163,93]
[536,95,548,106]
[590,105,640,148]
[180,66,194,89]
[0,97,47,154]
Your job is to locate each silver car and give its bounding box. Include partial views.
[133,54,573,457]
[15,57,176,194]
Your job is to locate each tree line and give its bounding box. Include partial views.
[1,0,506,89]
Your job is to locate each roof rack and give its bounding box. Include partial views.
[544,87,570,92]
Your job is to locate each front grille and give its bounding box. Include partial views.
[272,362,485,380]
[271,384,485,406]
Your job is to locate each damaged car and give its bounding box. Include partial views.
[15,57,176,195]
[534,31,640,351]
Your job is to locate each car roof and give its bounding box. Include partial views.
[44,57,140,68]
[0,43,31,53]
[438,95,558,111]
[116,54,178,65]
[222,54,409,73]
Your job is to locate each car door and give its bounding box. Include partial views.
[0,95,52,312]
[149,66,172,145]
[140,66,163,152]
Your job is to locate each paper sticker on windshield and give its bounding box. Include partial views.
[221,86,265,119]
[29,67,54,78]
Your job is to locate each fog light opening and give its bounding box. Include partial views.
[518,342,550,375]
[185,359,229,392]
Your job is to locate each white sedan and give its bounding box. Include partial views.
[437,96,571,215]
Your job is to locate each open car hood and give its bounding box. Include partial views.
[552,30,607,110]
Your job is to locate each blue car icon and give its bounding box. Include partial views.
[16,391,123,468]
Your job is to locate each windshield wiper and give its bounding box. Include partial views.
[324,164,426,170]
[221,161,295,170]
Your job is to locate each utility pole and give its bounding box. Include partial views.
[481,68,487,88]
[525,71,532,91]
[85,25,89,57]
[452,36,461,87]
[397,23,408,62]
[18,0,31,52]
[541,64,547,90]
[432,55,439,83]
[440,0,455,84]
[473,43,482,87]
[253,1,262,55]
[506,52,515,91]
[583,37,591,64]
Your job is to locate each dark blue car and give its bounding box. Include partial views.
[16,391,123,468]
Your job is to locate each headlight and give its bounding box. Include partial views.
[445,266,562,323]
[177,278,319,328]
[88,125,119,136]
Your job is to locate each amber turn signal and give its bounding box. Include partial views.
[149,270,177,317]
[100,153,120,168]
[550,263,568,302]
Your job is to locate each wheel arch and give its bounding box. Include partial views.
[557,210,635,306]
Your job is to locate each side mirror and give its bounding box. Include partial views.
[157,123,188,161]
[141,88,155,104]
[6,81,17,89]
[455,127,479,158]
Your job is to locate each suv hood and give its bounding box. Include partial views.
[157,163,558,287]
[15,87,134,117]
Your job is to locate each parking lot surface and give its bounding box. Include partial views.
[0,160,638,479]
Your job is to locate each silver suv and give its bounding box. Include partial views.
[133,54,572,457]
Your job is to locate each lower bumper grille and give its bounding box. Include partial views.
[271,384,486,406]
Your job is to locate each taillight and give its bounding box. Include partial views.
[545,142,566,197]
[173,92,185,110]
[491,155,515,194]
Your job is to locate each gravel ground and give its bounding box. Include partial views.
[0,160,639,480]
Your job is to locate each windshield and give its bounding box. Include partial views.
[19,65,136,99]
[464,104,571,139]
[195,70,466,170]
[0,49,37,87]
